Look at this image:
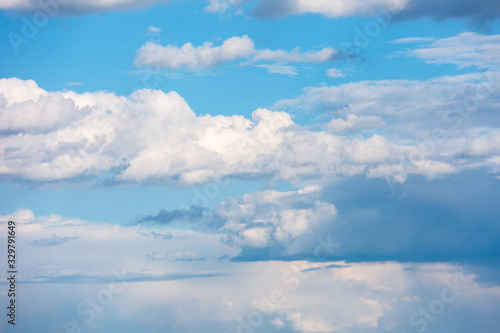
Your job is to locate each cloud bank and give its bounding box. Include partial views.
[0,77,472,186]
[2,207,500,332]
[210,0,500,23]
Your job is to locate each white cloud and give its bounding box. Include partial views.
[325,114,386,133]
[274,72,500,135]
[392,36,435,44]
[253,47,338,63]
[1,77,495,185]
[216,188,338,255]
[134,35,255,69]
[134,35,340,70]
[406,32,500,69]
[326,67,346,78]
[146,26,161,39]
[205,0,246,15]
[147,26,161,34]
[255,64,298,76]
[5,208,499,333]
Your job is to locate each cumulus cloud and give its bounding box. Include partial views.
[215,186,338,257]
[133,169,500,264]
[1,77,498,185]
[134,35,342,71]
[134,35,255,69]
[274,72,500,138]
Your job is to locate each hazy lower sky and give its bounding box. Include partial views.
[1,0,500,332]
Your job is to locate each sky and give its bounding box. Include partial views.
[0,0,500,332]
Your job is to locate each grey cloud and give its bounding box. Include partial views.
[249,0,500,24]
[251,0,296,18]
[31,234,78,246]
[136,205,206,224]
[18,271,226,284]
[0,0,171,16]
[397,0,500,24]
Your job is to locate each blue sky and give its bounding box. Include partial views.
[1,0,500,332]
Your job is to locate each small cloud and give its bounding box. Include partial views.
[326,67,346,78]
[271,318,285,328]
[32,234,79,246]
[255,64,298,76]
[66,82,82,87]
[392,36,435,44]
[147,26,161,36]
[205,0,245,16]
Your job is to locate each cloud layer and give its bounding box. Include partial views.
[3,38,500,186]
[1,77,476,185]
[2,208,500,333]
[2,0,498,23]
[211,0,500,23]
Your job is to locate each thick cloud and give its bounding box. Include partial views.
[273,71,500,179]
[2,208,500,333]
[251,0,406,18]
[235,0,500,23]
[3,0,499,22]
[1,77,471,185]
[214,186,338,256]
[396,0,500,23]
[134,169,500,264]
[319,171,500,263]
